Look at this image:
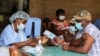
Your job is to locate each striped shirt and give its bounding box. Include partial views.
[76,23,100,56]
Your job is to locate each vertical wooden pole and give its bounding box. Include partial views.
[18,0,24,10]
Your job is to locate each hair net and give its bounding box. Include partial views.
[9,11,30,23]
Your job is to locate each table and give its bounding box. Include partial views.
[32,46,87,56]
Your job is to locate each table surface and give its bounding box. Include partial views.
[41,46,87,56]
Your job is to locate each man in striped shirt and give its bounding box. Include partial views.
[62,10,100,56]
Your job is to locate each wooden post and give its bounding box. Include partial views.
[18,0,24,10]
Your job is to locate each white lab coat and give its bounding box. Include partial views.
[0,24,27,46]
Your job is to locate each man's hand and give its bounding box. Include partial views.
[62,42,70,50]
[41,36,49,44]
[27,36,49,46]
[27,38,36,44]
[54,36,64,45]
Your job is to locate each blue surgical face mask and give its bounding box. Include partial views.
[69,26,77,34]
[69,26,77,32]
[75,22,83,31]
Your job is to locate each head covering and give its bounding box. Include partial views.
[69,17,76,24]
[69,10,92,24]
[9,11,30,23]
[74,10,92,21]
[56,9,65,17]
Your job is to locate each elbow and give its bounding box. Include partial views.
[9,45,18,52]
[82,49,89,54]
[82,51,88,54]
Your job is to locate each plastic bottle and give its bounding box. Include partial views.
[35,39,43,56]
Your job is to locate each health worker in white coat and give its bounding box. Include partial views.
[0,11,48,56]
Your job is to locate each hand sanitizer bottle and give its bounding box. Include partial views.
[36,39,43,56]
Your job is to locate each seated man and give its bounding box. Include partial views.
[0,11,48,56]
[56,10,100,56]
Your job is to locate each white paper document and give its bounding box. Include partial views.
[43,30,56,39]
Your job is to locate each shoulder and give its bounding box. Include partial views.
[85,23,99,32]
[4,24,12,30]
[1,24,13,34]
[51,19,59,25]
[84,23,100,39]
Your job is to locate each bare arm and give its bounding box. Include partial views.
[11,36,49,48]
[10,38,37,48]
[9,38,35,56]
[63,32,94,53]
[70,38,83,47]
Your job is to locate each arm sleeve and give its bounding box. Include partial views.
[1,27,17,46]
[84,27,96,39]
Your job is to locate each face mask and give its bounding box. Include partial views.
[59,15,65,20]
[75,22,83,31]
[69,26,77,34]
[17,23,25,31]
[69,26,77,32]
